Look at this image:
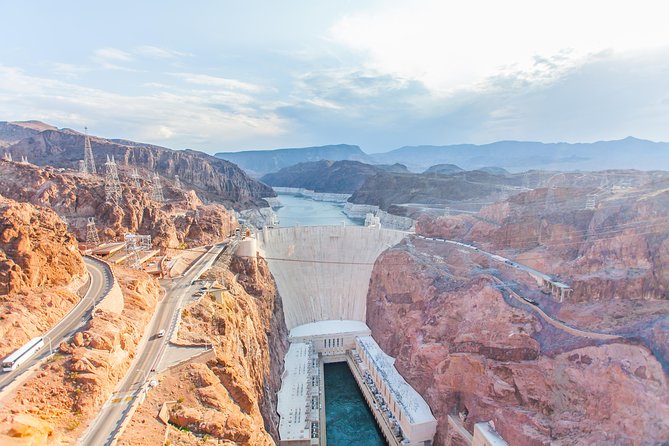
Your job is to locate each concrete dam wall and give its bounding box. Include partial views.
[258,225,407,330]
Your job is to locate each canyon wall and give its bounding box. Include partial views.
[0,160,237,248]
[0,266,161,445]
[4,127,274,208]
[366,239,669,445]
[0,195,87,357]
[417,183,669,302]
[118,256,288,446]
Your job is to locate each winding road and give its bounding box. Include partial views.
[78,242,228,446]
[413,235,621,341]
[0,256,112,393]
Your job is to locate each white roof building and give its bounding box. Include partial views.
[356,336,437,445]
[277,342,319,445]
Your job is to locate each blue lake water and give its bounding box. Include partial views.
[273,193,362,227]
[324,362,385,446]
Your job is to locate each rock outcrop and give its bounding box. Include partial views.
[349,170,524,212]
[4,126,274,208]
[0,121,56,147]
[0,194,85,294]
[0,160,237,248]
[416,180,669,302]
[0,195,87,358]
[118,255,288,446]
[367,239,669,445]
[0,266,161,444]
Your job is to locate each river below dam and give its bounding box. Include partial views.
[274,193,362,227]
[324,362,385,446]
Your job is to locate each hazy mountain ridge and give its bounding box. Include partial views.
[215,144,373,177]
[260,160,408,194]
[423,163,464,174]
[371,137,669,172]
[216,137,669,176]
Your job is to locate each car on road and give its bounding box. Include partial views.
[157,329,165,338]
[522,297,539,306]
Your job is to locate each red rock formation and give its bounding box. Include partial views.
[417,182,669,302]
[367,243,669,445]
[118,256,288,445]
[0,195,87,357]
[0,160,237,248]
[0,194,85,294]
[0,266,160,444]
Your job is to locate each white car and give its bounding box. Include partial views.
[157,329,166,338]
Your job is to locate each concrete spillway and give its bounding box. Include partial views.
[258,225,407,330]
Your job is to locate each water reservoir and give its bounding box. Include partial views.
[274,193,362,227]
[324,362,385,446]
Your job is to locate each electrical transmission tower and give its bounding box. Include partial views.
[174,175,182,190]
[124,233,152,269]
[82,127,96,174]
[151,173,164,202]
[130,167,141,189]
[104,155,122,204]
[86,217,100,246]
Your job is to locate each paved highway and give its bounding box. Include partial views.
[0,256,112,393]
[79,242,228,446]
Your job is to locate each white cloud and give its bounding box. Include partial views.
[51,62,89,78]
[330,0,669,93]
[0,65,288,150]
[135,45,190,59]
[93,47,132,62]
[171,72,263,92]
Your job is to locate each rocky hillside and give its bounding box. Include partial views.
[0,194,85,295]
[0,195,87,357]
[423,163,464,174]
[261,159,408,194]
[0,121,56,147]
[0,266,161,445]
[4,126,274,208]
[367,238,669,445]
[349,170,525,211]
[417,177,669,303]
[216,143,372,177]
[118,255,288,445]
[0,160,237,248]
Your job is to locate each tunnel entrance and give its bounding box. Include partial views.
[324,362,386,446]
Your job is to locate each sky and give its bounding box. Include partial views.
[1,0,668,153]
